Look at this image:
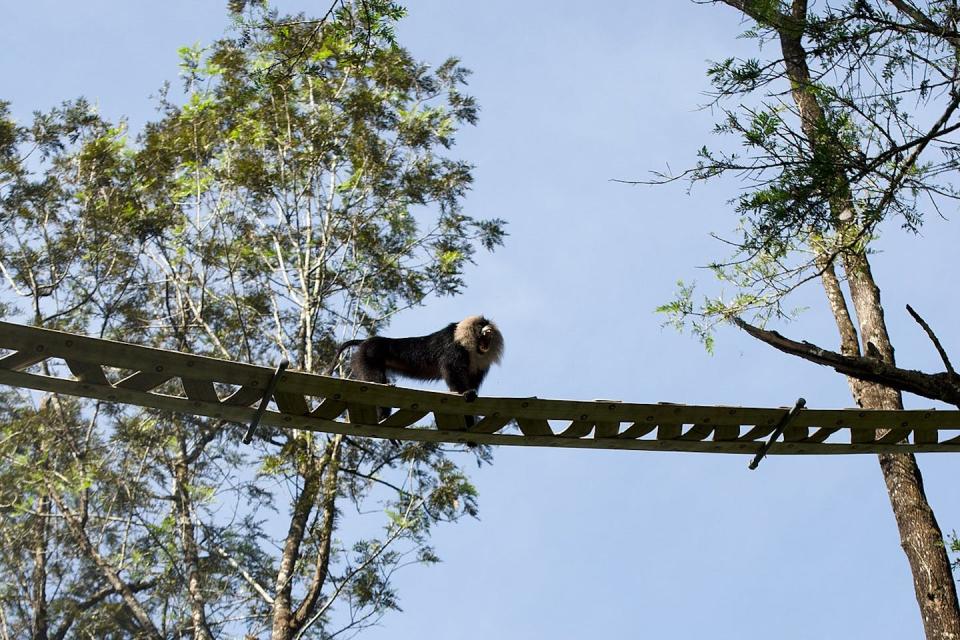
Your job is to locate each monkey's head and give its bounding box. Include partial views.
[455,315,504,367]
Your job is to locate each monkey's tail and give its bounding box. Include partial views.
[325,339,364,375]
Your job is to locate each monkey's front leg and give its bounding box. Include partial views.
[441,367,480,430]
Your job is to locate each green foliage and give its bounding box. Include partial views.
[660,1,960,347]
[0,3,501,638]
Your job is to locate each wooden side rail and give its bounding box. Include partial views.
[2,321,959,454]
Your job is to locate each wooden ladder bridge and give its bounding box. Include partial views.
[2,321,959,459]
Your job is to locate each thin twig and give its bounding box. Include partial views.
[906,304,955,374]
[210,543,274,605]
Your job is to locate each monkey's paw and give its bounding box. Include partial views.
[463,389,478,402]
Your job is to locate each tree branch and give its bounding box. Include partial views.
[51,579,158,640]
[45,489,163,640]
[906,304,955,375]
[292,435,342,631]
[209,543,274,606]
[731,316,960,407]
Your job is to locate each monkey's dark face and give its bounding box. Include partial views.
[477,323,496,354]
[454,316,504,371]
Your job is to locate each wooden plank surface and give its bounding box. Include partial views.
[0,350,48,371]
[5,319,959,428]
[2,367,960,454]
[274,391,310,416]
[116,371,175,392]
[3,321,960,455]
[182,379,220,404]
[65,360,110,386]
[434,413,469,431]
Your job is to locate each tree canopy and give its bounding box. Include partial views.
[0,4,504,639]
[654,2,960,637]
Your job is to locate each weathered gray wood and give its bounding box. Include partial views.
[712,425,740,441]
[914,427,939,445]
[311,399,347,420]
[677,424,714,441]
[593,422,620,438]
[274,391,310,416]
[182,379,220,404]
[876,427,914,444]
[467,414,513,434]
[737,425,778,442]
[434,413,469,431]
[0,350,48,371]
[6,321,960,428]
[221,385,267,407]
[379,409,428,428]
[804,427,841,444]
[346,403,380,426]
[783,425,810,442]
[657,423,682,439]
[116,371,175,392]
[3,367,960,454]
[617,422,657,439]
[4,321,960,456]
[558,421,594,438]
[65,360,110,386]
[515,418,553,437]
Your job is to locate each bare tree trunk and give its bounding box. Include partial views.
[291,436,341,635]
[843,253,960,639]
[173,432,214,640]
[271,439,339,640]
[721,1,960,636]
[46,489,163,640]
[31,493,49,640]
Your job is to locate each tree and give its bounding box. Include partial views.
[0,3,504,639]
[654,1,960,637]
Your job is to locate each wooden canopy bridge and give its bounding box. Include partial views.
[2,321,959,465]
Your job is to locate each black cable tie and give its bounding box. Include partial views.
[748,397,806,470]
[243,359,289,445]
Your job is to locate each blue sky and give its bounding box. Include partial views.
[4,1,960,638]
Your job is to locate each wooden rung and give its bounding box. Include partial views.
[804,427,840,444]
[346,403,380,426]
[115,371,174,392]
[851,424,876,444]
[558,421,593,438]
[617,422,657,439]
[914,427,939,445]
[0,350,47,371]
[221,385,266,407]
[467,414,512,434]
[677,424,713,441]
[783,426,810,442]
[6,321,960,455]
[65,360,110,386]
[274,391,309,416]
[712,425,740,441]
[182,379,220,404]
[379,409,428,428]
[311,399,347,420]
[876,427,912,444]
[435,413,469,431]
[516,418,553,437]
[737,425,777,442]
[657,423,682,439]
[593,422,620,438]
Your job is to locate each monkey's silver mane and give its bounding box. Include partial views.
[454,315,504,371]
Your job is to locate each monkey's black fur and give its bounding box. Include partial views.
[330,316,504,432]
